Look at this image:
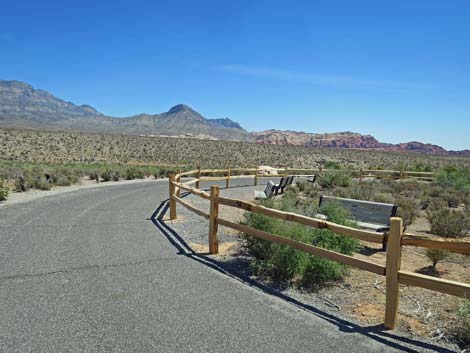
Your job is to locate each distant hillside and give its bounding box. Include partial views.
[0,79,468,155]
[0,80,251,141]
[252,130,468,156]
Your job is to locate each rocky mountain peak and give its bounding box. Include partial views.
[207,117,244,130]
[167,104,194,114]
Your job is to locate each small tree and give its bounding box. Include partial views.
[425,249,449,270]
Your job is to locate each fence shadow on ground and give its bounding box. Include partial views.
[150,197,456,353]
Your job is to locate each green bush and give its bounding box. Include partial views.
[0,178,8,201]
[425,249,449,269]
[427,208,470,238]
[399,162,433,173]
[420,196,447,211]
[324,161,342,170]
[395,197,419,226]
[34,178,52,190]
[318,172,352,189]
[441,191,463,208]
[242,195,359,290]
[454,299,470,349]
[436,167,470,194]
[124,167,145,180]
[50,168,79,186]
[101,169,120,182]
[371,192,395,204]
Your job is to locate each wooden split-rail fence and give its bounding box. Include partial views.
[167,166,469,330]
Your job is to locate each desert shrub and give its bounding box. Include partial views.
[454,299,470,349]
[401,162,433,173]
[50,168,79,186]
[124,167,145,180]
[0,178,8,201]
[296,180,311,193]
[427,208,470,238]
[425,249,449,269]
[395,197,419,226]
[324,161,342,170]
[32,177,52,190]
[371,192,395,204]
[101,169,120,182]
[157,167,178,178]
[318,172,352,189]
[441,191,463,208]
[88,171,100,182]
[19,169,52,190]
[420,196,447,211]
[14,176,28,192]
[12,167,80,190]
[337,183,370,200]
[414,162,433,172]
[436,167,470,193]
[295,180,319,199]
[242,195,359,290]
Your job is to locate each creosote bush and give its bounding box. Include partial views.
[395,197,419,227]
[0,178,8,201]
[50,168,79,186]
[242,193,360,290]
[425,249,449,270]
[427,208,470,238]
[436,166,470,193]
[124,167,145,180]
[101,169,120,182]
[454,299,470,349]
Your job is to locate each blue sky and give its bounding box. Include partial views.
[1,0,469,150]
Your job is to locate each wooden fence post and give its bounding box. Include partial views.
[226,166,231,189]
[400,170,404,180]
[254,167,258,186]
[176,169,181,197]
[169,173,177,220]
[208,185,220,254]
[384,217,403,329]
[284,166,288,177]
[196,165,201,189]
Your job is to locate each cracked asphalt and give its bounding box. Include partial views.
[0,180,455,352]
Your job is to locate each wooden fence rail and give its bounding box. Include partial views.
[167,168,469,330]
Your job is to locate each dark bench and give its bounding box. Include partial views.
[318,196,398,250]
[307,175,316,184]
[274,176,295,195]
[254,180,276,199]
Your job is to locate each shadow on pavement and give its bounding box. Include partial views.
[150,197,455,353]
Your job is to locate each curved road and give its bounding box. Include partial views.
[0,181,453,352]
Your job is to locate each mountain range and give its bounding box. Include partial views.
[0,80,250,141]
[0,80,468,156]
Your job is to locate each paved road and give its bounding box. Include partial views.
[0,180,454,353]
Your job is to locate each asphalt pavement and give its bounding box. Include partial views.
[0,180,455,352]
